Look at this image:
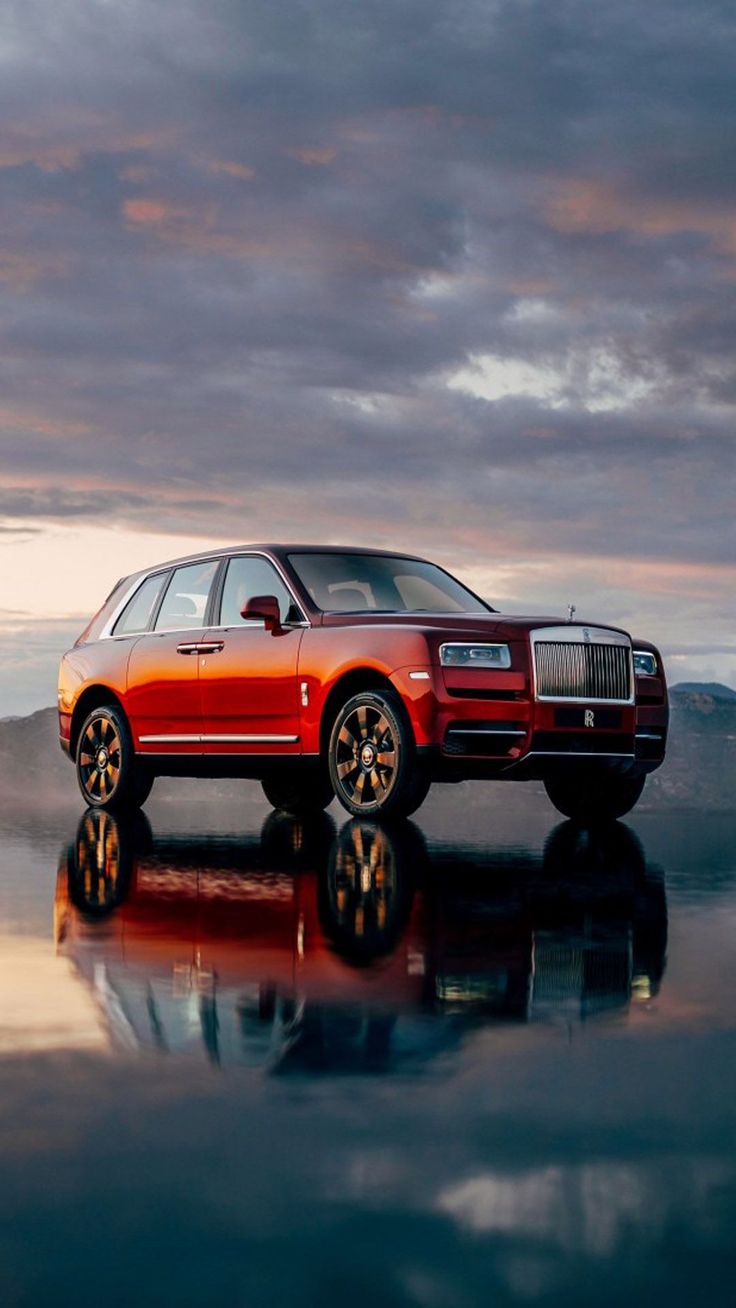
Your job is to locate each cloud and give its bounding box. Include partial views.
[0,0,733,693]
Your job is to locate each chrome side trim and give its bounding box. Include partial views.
[138,733,299,744]
[446,728,526,736]
[203,734,299,743]
[139,734,201,743]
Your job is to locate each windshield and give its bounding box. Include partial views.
[287,553,492,615]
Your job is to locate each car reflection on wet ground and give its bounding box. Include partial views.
[55,811,668,1072]
[0,791,734,1305]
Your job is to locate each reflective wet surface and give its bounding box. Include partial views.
[0,788,734,1304]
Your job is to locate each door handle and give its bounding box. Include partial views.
[176,641,224,656]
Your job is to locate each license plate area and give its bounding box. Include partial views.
[554,707,622,729]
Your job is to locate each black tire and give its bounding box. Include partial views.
[261,767,334,815]
[328,690,431,819]
[544,771,646,823]
[75,704,154,810]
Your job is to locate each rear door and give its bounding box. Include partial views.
[126,559,220,755]
[199,554,305,756]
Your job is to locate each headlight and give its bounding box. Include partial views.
[633,650,657,676]
[440,642,512,669]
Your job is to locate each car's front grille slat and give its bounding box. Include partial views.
[534,641,631,701]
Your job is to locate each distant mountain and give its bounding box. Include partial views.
[0,685,734,814]
[671,682,736,702]
[0,707,74,809]
[644,682,735,812]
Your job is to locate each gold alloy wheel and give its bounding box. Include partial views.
[78,713,122,802]
[333,703,398,809]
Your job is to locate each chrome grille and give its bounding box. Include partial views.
[534,641,631,701]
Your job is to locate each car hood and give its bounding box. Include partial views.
[320,612,632,640]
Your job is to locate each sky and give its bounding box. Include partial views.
[1,0,735,714]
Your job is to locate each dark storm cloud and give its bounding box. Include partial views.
[0,0,735,579]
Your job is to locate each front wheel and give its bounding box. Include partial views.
[75,705,154,810]
[328,690,431,819]
[544,771,646,823]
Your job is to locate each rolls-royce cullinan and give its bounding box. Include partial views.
[57,545,668,821]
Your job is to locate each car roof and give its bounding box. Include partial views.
[127,543,429,579]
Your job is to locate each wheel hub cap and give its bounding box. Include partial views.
[96,748,108,770]
[360,743,376,770]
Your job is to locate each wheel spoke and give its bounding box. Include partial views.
[356,705,368,739]
[373,714,390,743]
[337,759,358,780]
[86,769,99,796]
[354,771,367,801]
[376,750,395,769]
[338,725,357,751]
[370,768,385,799]
[98,770,108,799]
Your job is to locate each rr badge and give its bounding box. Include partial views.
[584,709,595,728]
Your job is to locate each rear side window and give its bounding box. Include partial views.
[77,576,128,644]
[154,560,219,632]
[219,556,296,626]
[112,573,168,637]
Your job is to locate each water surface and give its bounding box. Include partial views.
[0,785,734,1305]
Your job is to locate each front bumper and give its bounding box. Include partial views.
[392,664,668,781]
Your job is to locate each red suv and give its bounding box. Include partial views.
[58,544,668,821]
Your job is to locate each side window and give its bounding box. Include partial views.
[219,556,296,626]
[112,573,168,637]
[154,560,218,632]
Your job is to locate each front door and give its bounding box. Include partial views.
[199,554,304,756]
[126,559,220,755]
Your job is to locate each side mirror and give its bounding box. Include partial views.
[240,594,282,630]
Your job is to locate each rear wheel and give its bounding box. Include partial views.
[544,771,646,823]
[328,690,431,819]
[75,705,154,810]
[261,768,334,815]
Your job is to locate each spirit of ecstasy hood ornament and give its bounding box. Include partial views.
[567,603,576,623]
